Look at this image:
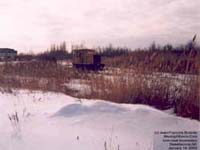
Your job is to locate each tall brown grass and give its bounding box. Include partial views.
[103,49,200,75]
[0,61,85,92]
[80,68,199,120]
[0,55,199,120]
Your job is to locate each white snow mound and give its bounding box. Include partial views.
[0,90,199,150]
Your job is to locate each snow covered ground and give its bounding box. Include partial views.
[0,90,199,150]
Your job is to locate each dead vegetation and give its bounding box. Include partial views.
[0,42,199,120]
[102,48,200,75]
[79,69,199,120]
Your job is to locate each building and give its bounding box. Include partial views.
[0,48,17,61]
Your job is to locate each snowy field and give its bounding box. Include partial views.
[0,90,199,150]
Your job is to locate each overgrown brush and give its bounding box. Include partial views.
[0,55,199,120]
[82,69,199,120]
[103,48,200,75]
[0,61,89,92]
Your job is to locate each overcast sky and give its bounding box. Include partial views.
[0,0,199,52]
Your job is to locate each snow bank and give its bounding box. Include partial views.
[0,90,199,150]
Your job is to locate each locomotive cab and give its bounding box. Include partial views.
[72,49,104,71]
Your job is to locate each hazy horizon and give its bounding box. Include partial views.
[0,0,199,53]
